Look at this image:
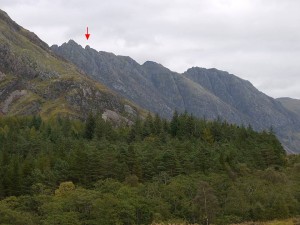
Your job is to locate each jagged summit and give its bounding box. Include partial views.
[68,39,78,45]
[0,10,141,121]
[142,61,172,72]
[143,61,163,67]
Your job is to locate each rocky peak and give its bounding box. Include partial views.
[142,61,170,73]
[0,9,142,121]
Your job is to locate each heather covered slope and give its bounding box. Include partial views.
[0,9,140,121]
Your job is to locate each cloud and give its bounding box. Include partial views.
[1,0,300,98]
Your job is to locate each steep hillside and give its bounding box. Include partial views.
[52,41,300,153]
[0,9,140,121]
[52,41,246,124]
[141,61,246,124]
[184,68,300,153]
[52,41,172,117]
[184,68,300,130]
[277,97,300,119]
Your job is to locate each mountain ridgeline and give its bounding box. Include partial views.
[0,9,140,123]
[0,6,299,153]
[52,40,300,153]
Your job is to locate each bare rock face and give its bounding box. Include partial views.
[124,104,137,117]
[102,109,133,126]
[1,90,27,114]
[0,71,5,81]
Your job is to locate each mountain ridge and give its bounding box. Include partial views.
[0,9,142,123]
[0,8,299,153]
[52,40,300,153]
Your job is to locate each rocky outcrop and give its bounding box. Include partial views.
[124,104,137,117]
[102,109,133,126]
[0,71,5,81]
[1,90,27,114]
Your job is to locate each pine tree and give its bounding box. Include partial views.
[142,113,153,138]
[170,110,179,137]
[153,114,162,135]
[127,145,142,179]
[84,113,96,140]
[128,117,142,142]
[30,115,42,130]
[95,116,106,140]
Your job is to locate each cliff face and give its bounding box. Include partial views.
[52,40,300,153]
[0,9,140,121]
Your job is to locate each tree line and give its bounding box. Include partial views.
[0,112,299,224]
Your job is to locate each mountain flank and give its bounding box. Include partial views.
[0,8,299,153]
[277,97,300,119]
[0,9,141,123]
[52,40,300,153]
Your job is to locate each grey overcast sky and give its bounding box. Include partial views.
[1,0,300,99]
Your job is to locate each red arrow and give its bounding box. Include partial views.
[85,27,90,40]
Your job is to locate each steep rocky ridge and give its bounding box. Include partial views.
[52,42,247,124]
[0,9,141,121]
[52,41,300,153]
[184,68,299,131]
